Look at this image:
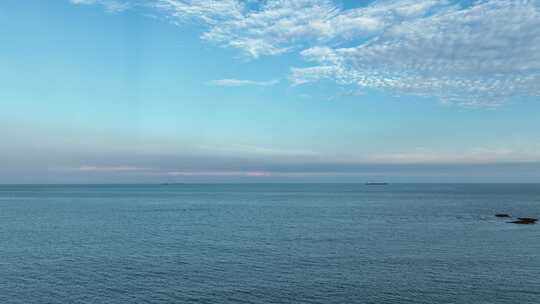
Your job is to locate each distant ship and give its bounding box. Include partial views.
[365,182,389,185]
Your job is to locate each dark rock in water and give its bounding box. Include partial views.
[495,214,511,218]
[510,218,538,225]
[518,217,537,221]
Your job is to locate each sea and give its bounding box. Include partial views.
[1,183,539,304]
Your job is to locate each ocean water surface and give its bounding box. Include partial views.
[1,183,540,303]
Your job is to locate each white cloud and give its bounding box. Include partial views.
[209,78,279,87]
[155,0,245,24]
[70,0,540,106]
[70,0,130,12]
[158,0,453,58]
[201,0,340,57]
[290,0,540,106]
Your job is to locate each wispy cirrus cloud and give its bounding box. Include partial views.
[155,0,245,24]
[156,0,453,58]
[69,0,540,106]
[70,0,131,12]
[209,78,279,87]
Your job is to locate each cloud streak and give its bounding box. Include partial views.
[70,0,131,12]
[69,0,540,106]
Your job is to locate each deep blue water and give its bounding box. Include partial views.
[1,183,540,303]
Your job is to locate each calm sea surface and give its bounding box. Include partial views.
[1,184,540,303]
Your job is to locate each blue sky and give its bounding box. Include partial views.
[1,0,540,183]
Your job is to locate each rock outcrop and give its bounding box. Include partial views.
[509,218,538,225]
